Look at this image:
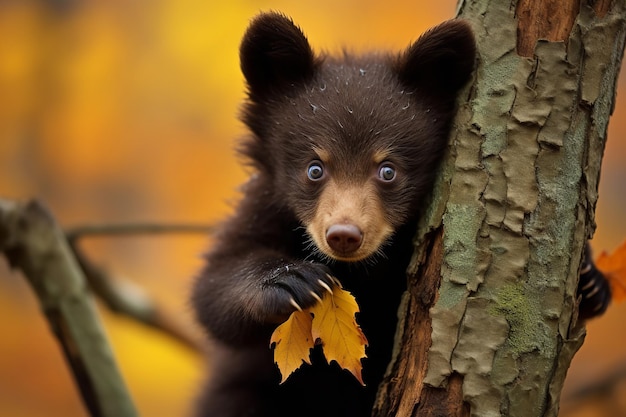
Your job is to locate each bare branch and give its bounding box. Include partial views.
[0,198,138,417]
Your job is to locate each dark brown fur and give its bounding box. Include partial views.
[191,12,476,417]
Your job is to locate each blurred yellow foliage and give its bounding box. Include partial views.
[0,2,454,416]
[0,1,625,417]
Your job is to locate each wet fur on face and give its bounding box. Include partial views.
[240,27,473,262]
[191,12,476,417]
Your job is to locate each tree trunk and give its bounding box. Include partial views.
[373,1,626,416]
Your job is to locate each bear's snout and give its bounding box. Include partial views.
[326,223,363,255]
[306,179,393,262]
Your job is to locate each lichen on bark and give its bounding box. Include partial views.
[376,1,626,417]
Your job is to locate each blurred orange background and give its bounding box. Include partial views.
[0,1,625,417]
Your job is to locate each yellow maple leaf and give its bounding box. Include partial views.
[595,239,626,302]
[270,309,314,383]
[310,287,368,385]
[269,282,368,384]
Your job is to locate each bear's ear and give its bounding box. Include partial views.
[240,12,317,101]
[396,20,476,97]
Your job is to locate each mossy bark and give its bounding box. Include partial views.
[373,1,626,416]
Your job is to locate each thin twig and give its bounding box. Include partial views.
[563,364,626,402]
[68,238,205,352]
[64,222,213,352]
[66,223,214,240]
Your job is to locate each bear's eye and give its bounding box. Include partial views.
[307,162,324,181]
[378,163,396,182]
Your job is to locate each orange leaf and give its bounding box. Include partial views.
[595,239,626,302]
[270,309,314,383]
[310,286,368,385]
[269,281,368,385]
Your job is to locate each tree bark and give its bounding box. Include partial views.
[374,1,626,416]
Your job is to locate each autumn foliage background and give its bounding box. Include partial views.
[0,1,625,416]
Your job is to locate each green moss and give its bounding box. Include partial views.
[442,204,482,288]
[490,282,551,357]
[436,280,468,309]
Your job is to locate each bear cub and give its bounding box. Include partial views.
[191,12,476,417]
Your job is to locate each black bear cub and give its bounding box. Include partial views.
[191,12,476,417]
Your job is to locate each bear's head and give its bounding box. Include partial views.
[239,12,476,262]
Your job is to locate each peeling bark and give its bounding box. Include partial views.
[516,0,580,57]
[374,1,626,416]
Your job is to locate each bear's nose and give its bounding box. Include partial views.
[326,224,363,255]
